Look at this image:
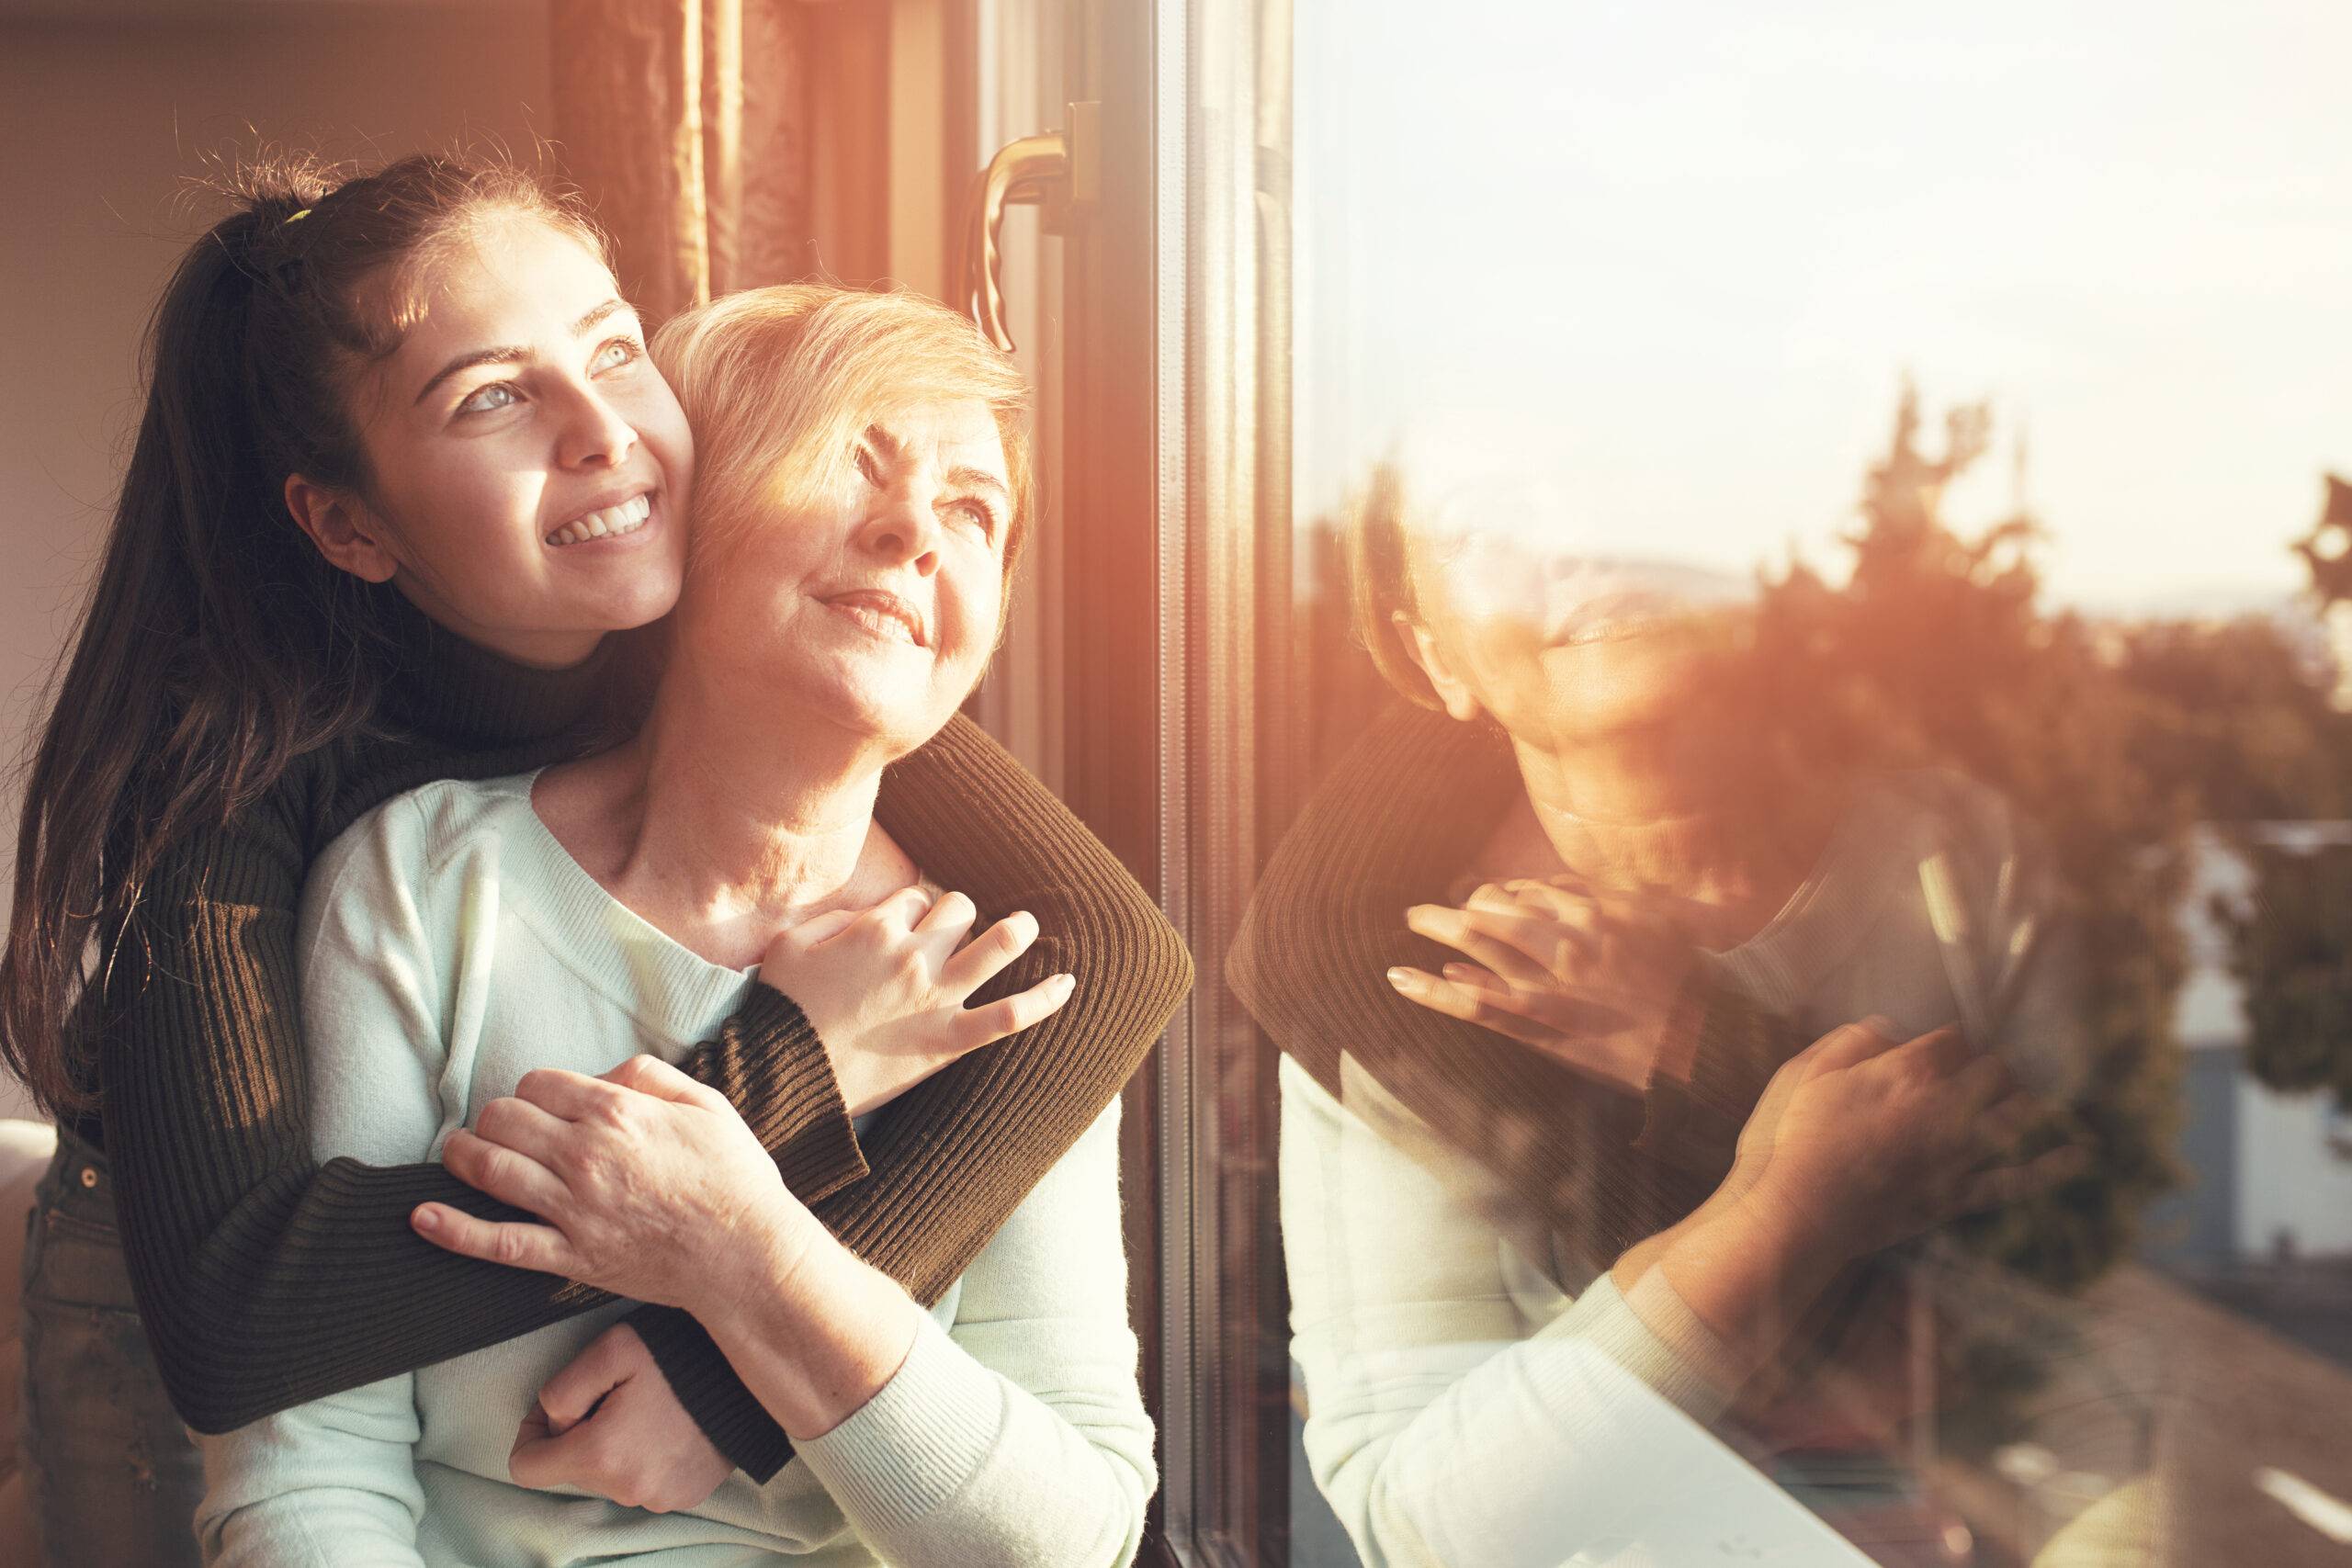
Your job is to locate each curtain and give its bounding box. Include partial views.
[549,0,842,320]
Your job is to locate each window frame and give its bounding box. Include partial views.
[1045,0,1296,1560]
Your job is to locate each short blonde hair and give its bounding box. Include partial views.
[652,284,1035,574]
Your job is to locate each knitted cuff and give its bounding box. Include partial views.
[684,983,869,1204]
[627,1303,796,1483]
[1536,1271,1736,1427]
[793,1312,999,1533]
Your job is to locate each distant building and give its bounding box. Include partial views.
[2142,825,2352,1270]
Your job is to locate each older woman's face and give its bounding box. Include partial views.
[678,398,1012,750]
[1400,505,1751,749]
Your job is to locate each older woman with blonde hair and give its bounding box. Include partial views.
[195,285,1155,1568]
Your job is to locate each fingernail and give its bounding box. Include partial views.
[1055,972,1077,996]
[1386,966,1419,991]
[1442,964,1474,982]
[413,1206,439,1233]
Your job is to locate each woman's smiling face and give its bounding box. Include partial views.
[295,211,694,667]
[675,397,1012,751]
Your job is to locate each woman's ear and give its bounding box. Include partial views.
[285,474,400,583]
[1393,611,1485,724]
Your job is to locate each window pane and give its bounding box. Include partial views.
[1210,6,2352,1564]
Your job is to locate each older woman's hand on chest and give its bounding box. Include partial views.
[414,1051,929,1441]
[411,1053,809,1314]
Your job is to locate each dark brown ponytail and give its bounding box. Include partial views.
[3,152,605,1118]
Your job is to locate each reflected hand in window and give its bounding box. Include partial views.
[1389,877,1703,1096]
[1728,1020,2086,1260]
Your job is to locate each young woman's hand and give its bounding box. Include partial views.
[415,1055,815,1324]
[506,1321,732,1512]
[1388,877,1702,1095]
[762,886,1077,1119]
[1726,1019,2086,1261]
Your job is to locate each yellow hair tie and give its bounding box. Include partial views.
[283,209,311,224]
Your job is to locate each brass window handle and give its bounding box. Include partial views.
[956,104,1098,352]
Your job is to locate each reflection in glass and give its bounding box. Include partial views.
[1203,5,2352,1562]
[1233,409,2177,1564]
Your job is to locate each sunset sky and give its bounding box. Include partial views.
[1292,0,2352,611]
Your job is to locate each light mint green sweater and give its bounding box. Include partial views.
[194,773,1155,1568]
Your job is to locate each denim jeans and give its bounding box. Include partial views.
[18,1126,203,1567]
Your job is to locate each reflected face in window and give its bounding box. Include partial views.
[1398,502,1752,750]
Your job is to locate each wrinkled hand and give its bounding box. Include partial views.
[508,1322,732,1512]
[763,886,1077,1120]
[1729,1019,2086,1260]
[1388,877,1702,1094]
[415,1055,808,1320]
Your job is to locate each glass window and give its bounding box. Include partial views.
[1120,3,2352,1562]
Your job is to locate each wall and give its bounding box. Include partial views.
[2166,828,2352,1264]
[2237,1077,2352,1260]
[0,0,552,1119]
[2139,1043,2242,1271]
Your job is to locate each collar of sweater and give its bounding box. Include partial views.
[370,585,628,749]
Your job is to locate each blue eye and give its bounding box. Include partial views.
[592,338,639,373]
[457,382,519,415]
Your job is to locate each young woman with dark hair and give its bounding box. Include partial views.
[4,153,1187,1566]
